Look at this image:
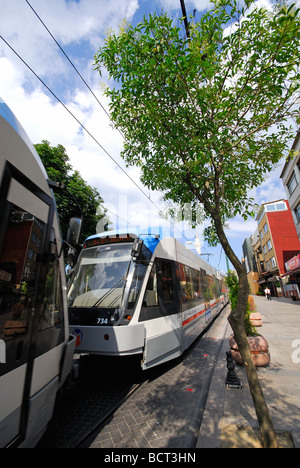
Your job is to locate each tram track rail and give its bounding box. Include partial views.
[74,380,147,448]
[37,308,228,448]
[37,354,159,448]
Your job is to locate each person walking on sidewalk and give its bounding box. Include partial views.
[264,287,271,300]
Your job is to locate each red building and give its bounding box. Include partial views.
[255,200,300,298]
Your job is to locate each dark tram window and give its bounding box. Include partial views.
[140,259,179,321]
[0,206,45,374]
[179,264,203,311]
[0,204,64,375]
[160,260,174,304]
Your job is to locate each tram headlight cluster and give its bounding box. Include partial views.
[109,310,120,324]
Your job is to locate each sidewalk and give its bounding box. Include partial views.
[197,295,300,448]
[88,307,230,449]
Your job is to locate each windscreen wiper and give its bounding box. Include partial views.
[91,276,125,307]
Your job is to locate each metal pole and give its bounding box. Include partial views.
[180,0,190,38]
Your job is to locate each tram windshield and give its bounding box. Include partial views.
[68,244,133,309]
[68,240,153,315]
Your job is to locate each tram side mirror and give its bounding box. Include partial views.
[67,217,83,246]
[131,238,143,260]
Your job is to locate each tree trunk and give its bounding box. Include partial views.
[213,215,279,448]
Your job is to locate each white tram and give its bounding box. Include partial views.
[68,230,228,370]
[0,99,80,447]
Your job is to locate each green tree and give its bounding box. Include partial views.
[35,140,104,241]
[94,0,300,447]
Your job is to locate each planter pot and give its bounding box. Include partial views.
[229,333,270,367]
[4,320,27,337]
[249,312,262,327]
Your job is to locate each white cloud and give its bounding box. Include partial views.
[226,218,258,238]
[249,164,286,206]
[0,0,139,84]
[0,0,149,214]
[1,0,297,272]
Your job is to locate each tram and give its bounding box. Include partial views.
[68,230,228,369]
[0,99,81,447]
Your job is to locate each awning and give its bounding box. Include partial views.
[258,279,266,284]
[257,271,279,284]
[268,275,280,282]
[281,265,300,278]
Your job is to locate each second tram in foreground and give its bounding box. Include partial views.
[0,99,81,447]
[68,230,228,369]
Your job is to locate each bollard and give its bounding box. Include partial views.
[225,350,242,388]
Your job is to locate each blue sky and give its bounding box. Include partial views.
[0,0,297,273]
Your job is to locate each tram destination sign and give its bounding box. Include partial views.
[84,233,135,248]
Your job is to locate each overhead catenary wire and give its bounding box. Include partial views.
[24,1,200,240]
[1,0,210,247]
[1,34,198,244]
[0,35,145,195]
[25,1,110,119]
[26,0,202,243]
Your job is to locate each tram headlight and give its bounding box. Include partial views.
[109,310,119,324]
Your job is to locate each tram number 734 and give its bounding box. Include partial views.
[97,317,109,325]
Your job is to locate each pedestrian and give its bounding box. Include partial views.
[264,287,271,300]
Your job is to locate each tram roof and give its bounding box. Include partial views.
[0,98,34,152]
[0,98,49,181]
[85,229,225,278]
[86,227,200,257]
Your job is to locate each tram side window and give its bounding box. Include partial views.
[143,261,158,308]
[140,261,159,322]
[214,276,222,299]
[0,206,45,372]
[192,269,202,301]
[200,268,209,307]
[180,265,192,311]
[142,259,176,308]
[140,259,178,320]
[179,264,203,312]
[204,274,215,304]
[160,260,174,304]
[38,236,64,331]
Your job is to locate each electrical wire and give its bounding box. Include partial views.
[1,0,206,246]
[0,36,152,197]
[23,0,199,243]
[25,0,111,120]
[25,0,202,245]
[1,35,197,244]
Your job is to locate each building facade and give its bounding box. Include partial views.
[280,130,300,241]
[253,199,300,298]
